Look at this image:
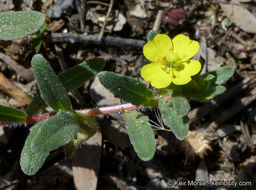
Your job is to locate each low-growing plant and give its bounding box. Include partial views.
[0,11,235,175]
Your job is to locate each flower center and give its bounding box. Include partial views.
[161,52,183,75]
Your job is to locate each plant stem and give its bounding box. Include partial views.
[0,103,141,126]
[78,103,139,115]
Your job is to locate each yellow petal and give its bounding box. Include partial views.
[173,69,192,85]
[143,34,173,62]
[172,34,199,60]
[185,59,201,76]
[141,63,173,88]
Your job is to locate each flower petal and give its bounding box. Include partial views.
[172,70,192,85]
[185,59,201,76]
[143,34,173,62]
[172,34,199,60]
[141,63,173,88]
[172,60,201,85]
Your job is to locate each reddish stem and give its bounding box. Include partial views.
[0,103,141,126]
[78,103,139,115]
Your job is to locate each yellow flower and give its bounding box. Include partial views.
[141,34,201,88]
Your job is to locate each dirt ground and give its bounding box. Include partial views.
[1,0,256,190]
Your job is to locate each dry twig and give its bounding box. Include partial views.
[51,33,145,48]
[0,73,32,106]
[98,0,114,41]
[0,52,34,82]
[153,10,164,32]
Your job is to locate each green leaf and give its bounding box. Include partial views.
[171,96,190,117]
[65,113,97,157]
[0,105,27,123]
[98,72,153,106]
[203,85,226,100]
[31,35,42,50]
[31,54,72,112]
[20,123,49,175]
[199,56,206,72]
[0,11,45,40]
[59,58,105,91]
[210,66,235,85]
[26,58,105,115]
[169,66,235,101]
[147,30,157,41]
[20,111,79,175]
[170,71,228,101]
[198,73,215,81]
[159,99,189,140]
[124,110,156,161]
[31,23,47,50]
[38,23,47,35]
[25,94,47,116]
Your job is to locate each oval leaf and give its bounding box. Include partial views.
[210,66,235,85]
[59,58,105,91]
[0,11,45,40]
[172,96,190,117]
[20,111,79,175]
[124,110,156,161]
[159,99,189,140]
[0,105,27,123]
[31,54,72,112]
[20,122,49,176]
[204,86,226,100]
[26,58,105,115]
[98,72,153,106]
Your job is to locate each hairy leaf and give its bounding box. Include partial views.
[124,110,156,161]
[210,66,235,85]
[159,99,189,140]
[0,105,27,123]
[31,54,72,111]
[98,72,153,106]
[0,11,45,40]
[171,96,190,117]
[26,58,105,115]
[20,111,79,175]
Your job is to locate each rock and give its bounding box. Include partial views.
[129,4,147,19]
[89,76,120,107]
[47,0,73,19]
[0,0,14,12]
[207,48,225,71]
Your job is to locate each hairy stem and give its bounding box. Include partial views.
[0,103,141,126]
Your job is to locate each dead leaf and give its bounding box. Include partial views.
[72,131,102,190]
[220,2,256,33]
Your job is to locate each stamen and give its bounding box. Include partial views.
[161,64,166,70]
